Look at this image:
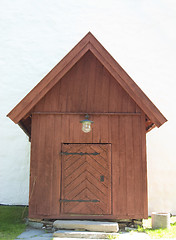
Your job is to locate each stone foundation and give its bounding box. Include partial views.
[116,219,143,230]
[27,218,143,232]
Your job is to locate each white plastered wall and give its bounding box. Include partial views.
[1,0,176,215]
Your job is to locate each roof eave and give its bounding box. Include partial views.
[7,32,167,129]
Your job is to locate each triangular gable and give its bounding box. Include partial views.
[7,32,167,129]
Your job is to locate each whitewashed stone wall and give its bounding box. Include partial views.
[1,0,176,215]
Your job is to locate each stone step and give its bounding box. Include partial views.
[53,220,119,233]
[53,230,119,239]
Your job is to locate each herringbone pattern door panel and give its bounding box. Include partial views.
[61,144,111,215]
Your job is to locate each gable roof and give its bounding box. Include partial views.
[7,32,167,131]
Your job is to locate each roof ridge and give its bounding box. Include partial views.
[7,32,167,128]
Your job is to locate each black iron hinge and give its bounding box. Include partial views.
[61,152,100,156]
[59,199,100,203]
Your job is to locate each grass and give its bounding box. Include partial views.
[0,205,28,240]
[0,206,176,239]
[107,234,119,239]
[136,216,176,239]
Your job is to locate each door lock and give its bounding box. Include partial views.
[100,175,104,182]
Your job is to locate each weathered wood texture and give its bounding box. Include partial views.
[33,51,139,113]
[28,50,148,219]
[7,32,167,128]
[61,144,111,215]
[8,32,166,221]
[29,115,147,219]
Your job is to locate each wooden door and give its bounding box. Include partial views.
[60,143,111,215]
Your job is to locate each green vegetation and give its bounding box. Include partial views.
[107,234,118,239]
[136,216,176,239]
[0,206,176,239]
[0,205,28,240]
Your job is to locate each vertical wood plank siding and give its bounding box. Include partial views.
[33,51,140,113]
[30,114,146,219]
[29,51,147,219]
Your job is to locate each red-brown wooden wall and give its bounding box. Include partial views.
[29,51,147,219]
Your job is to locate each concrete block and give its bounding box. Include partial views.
[53,230,119,239]
[53,220,119,233]
[152,212,170,229]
